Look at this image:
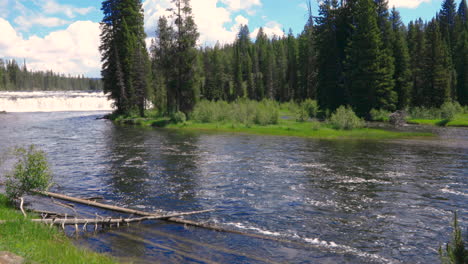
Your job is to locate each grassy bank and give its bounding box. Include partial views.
[407,114,468,127]
[0,194,116,264]
[112,115,433,140]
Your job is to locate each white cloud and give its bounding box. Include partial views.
[220,0,261,11]
[42,0,94,18]
[388,0,431,8]
[143,0,268,45]
[250,21,284,39]
[0,18,101,77]
[14,15,68,31]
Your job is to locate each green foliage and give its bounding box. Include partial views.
[409,101,463,120]
[190,99,279,126]
[171,111,187,124]
[440,101,464,120]
[5,146,52,200]
[439,212,468,264]
[329,106,366,130]
[370,108,391,122]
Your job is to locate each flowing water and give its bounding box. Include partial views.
[0,92,467,263]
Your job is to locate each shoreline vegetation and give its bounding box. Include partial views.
[0,194,116,264]
[109,99,434,140]
[370,101,468,127]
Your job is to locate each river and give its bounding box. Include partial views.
[0,92,467,263]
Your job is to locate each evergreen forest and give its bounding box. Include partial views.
[0,59,103,91]
[103,0,468,118]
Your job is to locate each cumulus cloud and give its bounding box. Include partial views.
[143,0,273,45]
[41,0,94,18]
[388,0,431,8]
[220,0,261,11]
[0,18,101,77]
[250,21,284,39]
[14,15,69,31]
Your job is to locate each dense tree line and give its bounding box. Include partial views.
[102,0,468,117]
[0,59,103,91]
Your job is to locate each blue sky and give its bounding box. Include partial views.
[0,0,449,77]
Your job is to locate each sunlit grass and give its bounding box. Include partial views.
[407,114,468,127]
[0,194,117,264]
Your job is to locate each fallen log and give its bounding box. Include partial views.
[37,191,165,217]
[0,210,214,226]
[34,191,309,247]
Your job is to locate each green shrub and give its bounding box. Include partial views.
[191,99,278,126]
[439,212,467,264]
[440,101,463,120]
[303,99,320,118]
[329,106,365,130]
[6,145,52,200]
[408,107,441,120]
[370,108,391,122]
[254,100,279,125]
[171,111,187,124]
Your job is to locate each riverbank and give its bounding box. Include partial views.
[112,115,433,140]
[0,194,116,264]
[407,114,468,127]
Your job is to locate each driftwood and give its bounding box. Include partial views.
[0,210,214,226]
[19,198,26,218]
[34,210,214,226]
[31,191,324,250]
[37,191,165,217]
[34,191,306,246]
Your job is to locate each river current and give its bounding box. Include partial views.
[0,94,467,263]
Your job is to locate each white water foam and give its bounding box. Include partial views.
[223,222,395,264]
[441,186,468,197]
[0,91,113,112]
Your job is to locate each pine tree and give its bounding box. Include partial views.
[454,24,468,105]
[233,25,253,99]
[255,28,269,99]
[423,19,451,107]
[459,0,468,23]
[100,0,149,116]
[170,0,200,113]
[345,0,396,116]
[408,19,427,106]
[390,8,412,109]
[439,0,457,50]
[286,29,298,101]
[298,7,318,100]
[316,0,343,111]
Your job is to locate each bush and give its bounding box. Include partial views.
[370,108,391,122]
[171,111,187,124]
[439,212,467,264]
[329,106,365,130]
[303,99,320,119]
[191,99,278,126]
[6,145,52,200]
[440,101,463,120]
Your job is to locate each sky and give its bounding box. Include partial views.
[0,0,448,78]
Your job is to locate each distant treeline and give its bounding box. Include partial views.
[101,0,468,117]
[0,59,103,91]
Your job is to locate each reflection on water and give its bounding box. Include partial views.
[0,112,467,263]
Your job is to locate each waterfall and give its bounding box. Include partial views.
[0,91,114,112]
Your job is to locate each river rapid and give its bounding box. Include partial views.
[0,93,467,264]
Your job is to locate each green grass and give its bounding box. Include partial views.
[0,194,117,264]
[407,114,468,127]
[111,111,434,140]
[165,120,432,140]
[446,114,468,127]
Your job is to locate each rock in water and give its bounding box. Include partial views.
[389,110,407,127]
[0,252,25,264]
